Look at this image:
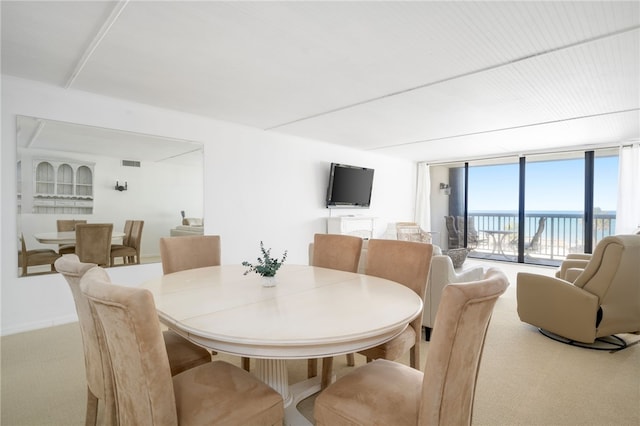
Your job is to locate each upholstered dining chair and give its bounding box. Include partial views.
[355,239,433,369]
[110,220,144,266]
[56,219,87,255]
[75,223,113,267]
[314,268,509,426]
[80,266,284,426]
[18,233,61,276]
[55,254,212,426]
[307,233,363,387]
[159,235,221,275]
[159,235,247,368]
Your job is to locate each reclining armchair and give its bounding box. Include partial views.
[517,235,640,348]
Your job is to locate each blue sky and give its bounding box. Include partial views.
[468,156,618,212]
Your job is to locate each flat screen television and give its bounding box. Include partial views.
[326,163,374,208]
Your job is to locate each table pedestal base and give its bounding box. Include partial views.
[255,358,331,426]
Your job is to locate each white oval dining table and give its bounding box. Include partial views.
[140,264,423,426]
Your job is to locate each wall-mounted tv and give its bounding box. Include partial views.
[326,163,374,208]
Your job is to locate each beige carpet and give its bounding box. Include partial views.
[2,259,639,425]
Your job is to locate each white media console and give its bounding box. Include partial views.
[327,216,376,239]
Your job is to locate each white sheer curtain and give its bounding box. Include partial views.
[415,163,431,229]
[616,144,640,234]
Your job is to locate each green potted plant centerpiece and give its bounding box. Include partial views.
[242,241,288,287]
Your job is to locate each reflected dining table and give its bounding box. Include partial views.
[140,264,423,426]
[33,231,126,245]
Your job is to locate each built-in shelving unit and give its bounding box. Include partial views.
[32,159,94,214]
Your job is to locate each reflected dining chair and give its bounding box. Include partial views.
[80,266,284,426]
[355,239,433,370]
[56,219,87,255]
[18,233,61,277]
[314,269,509,426]
[307,233,363,387]
[75,223,113,267]
[55,254,212,426]
[110,220,144,266]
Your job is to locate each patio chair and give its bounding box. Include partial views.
[444,216,460,248]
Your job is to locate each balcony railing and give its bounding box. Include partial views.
[464,212,616,265]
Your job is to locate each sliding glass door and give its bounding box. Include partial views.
[467,159,519,261]
[523,153,584,265]
[593,150,619,244]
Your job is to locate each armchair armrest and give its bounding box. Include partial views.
[517,272,600,343]
[564,268,584,283]
[555,259,590,280]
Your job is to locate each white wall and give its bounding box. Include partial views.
[429,165,451,248]
[1,76,417,335]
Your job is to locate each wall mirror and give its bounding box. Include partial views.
[16,115,204,277]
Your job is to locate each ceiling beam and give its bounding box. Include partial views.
[65,0,130,89]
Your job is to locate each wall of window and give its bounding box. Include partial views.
[438,148,619,266]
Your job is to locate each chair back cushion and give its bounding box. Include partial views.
[419,269,509,426]
[159,235,221,274]
[81,267,178,426]
[54,255,109,404]
[57,219,87,232]
[311,233,363,273]
[365,239,433,299]
[365,239,433,333]
[129,220,144,250]
[75,224,113,266]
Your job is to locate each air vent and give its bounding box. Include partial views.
[122,160,141,167]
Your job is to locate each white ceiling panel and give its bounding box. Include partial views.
[2,1,639,162]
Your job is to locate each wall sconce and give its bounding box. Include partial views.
[439,183,451,195]
[115,181,128,191]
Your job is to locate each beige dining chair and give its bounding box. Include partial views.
[307,233,363,387]
[18,233,61,276]
[55,254,213,426]
[80,266,284,426]
[75,223,113,267]
[356,239,433,369]
[314,269,509,426]
[110,220,144,266]
[159,235,247,367]
[56,219,87,255]
[159,235,221,275]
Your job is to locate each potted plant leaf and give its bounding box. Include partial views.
[242,241,288,286]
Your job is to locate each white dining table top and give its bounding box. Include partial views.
[33,231,126,244]
[140,264,423,359]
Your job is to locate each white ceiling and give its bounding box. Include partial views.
[2,1,639,163]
